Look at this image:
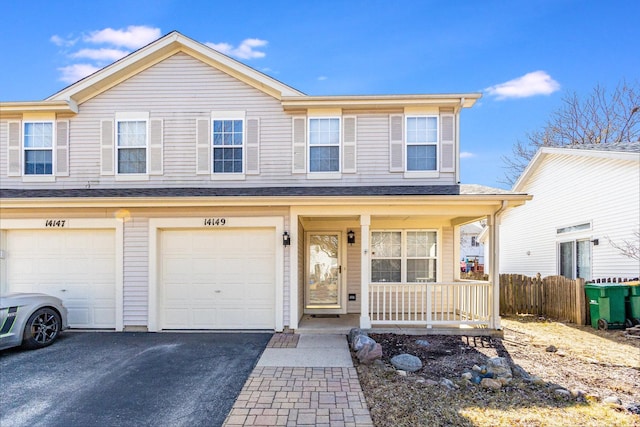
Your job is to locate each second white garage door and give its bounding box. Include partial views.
[160,228,276,330]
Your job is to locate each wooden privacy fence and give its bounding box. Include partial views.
[500,274,586,324]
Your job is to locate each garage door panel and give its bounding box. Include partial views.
[160,228,276,330]
[7,229,116,329]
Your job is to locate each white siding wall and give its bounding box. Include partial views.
[500,153,640,279]
[0,53,456,189]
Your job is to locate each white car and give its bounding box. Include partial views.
[0,293,69,351]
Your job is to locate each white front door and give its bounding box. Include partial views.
[305,232,344,313]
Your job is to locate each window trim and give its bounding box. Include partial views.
[307,116,341,176]
[22,120,55,178]
[370,229,439,283]
[211,111,246,180]
[404,115,439,177]
[115,112,149,180]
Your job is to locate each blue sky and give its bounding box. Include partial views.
[1,0,638,188]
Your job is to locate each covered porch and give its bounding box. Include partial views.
[287,191,528,332]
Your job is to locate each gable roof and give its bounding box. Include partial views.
[513,142,640,192]
[46,31,305,105]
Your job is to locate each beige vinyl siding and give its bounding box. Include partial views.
[347,237,361,313]
[1,53,457,188]
[500,153,640,279]
[123,217,149,326]
[441,226,454,282]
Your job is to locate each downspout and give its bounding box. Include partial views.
[491,200,508,329]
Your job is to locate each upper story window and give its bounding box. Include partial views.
[116,113,148,174]
[406,116,438,171]
[213,118,244,173]
[371,230,438,283]
[309,117,340,172]
[24,122,53,175]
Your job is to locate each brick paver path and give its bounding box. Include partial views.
[266,334,300,348]
[223,366,373,426]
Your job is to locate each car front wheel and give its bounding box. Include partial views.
[23,308,61,349]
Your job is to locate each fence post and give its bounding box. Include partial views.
[575,278,586,325]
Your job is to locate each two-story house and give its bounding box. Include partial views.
[0,32,529,333]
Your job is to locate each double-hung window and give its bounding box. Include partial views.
[371,230,438,283]
[213,118,244,174]
[116,114,148,174]
[24,122,53,175]
[309,117,340,172]
[406,116,438,171]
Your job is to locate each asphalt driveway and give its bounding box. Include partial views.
[0,331,272,427]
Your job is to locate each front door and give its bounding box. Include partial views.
[305,232,343,313]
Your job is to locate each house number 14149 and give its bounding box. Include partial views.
[203,218,226,226]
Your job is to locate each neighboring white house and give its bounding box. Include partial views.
[500,144,640,281]
[0,32,531,332]
[460,221,485,271]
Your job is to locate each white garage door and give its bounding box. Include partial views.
[160,228,276,330]
[6,229,116,328]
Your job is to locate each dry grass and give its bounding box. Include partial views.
[355,316,640,427]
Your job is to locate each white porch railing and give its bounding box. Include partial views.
[369,281,492,327]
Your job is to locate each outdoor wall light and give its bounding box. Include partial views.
[347,230,356,245]
[591,239,599,246]
[283,231,291,246]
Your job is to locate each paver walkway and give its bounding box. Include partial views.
[223,334,374,427]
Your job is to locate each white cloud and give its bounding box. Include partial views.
[206,38,268,59]
[317,76,328,81]
[84,26,161,49]
[50,34,77,47]
[460,151,475,158]
[71,48,130,62]
[58,63,101,83]
[485,71,560,100]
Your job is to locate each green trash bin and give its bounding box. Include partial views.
[624,281,640,325]
[584,283,629,330]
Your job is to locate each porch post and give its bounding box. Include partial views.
[488,213,502,329]
[289,209,299,330]
[360,214,372,329]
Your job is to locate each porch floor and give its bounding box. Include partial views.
[295,314,503,337]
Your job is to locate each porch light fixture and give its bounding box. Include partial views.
[347,230,356,245]
[283,231,291,246]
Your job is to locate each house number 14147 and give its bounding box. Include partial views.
[203,218,226,226]
[45,219,67,227]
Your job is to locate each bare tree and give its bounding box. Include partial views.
[606,230,640,261]
[502,80,640,186]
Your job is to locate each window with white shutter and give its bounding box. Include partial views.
[292,116,306,174]
[342,116,357,173]
[440,113,455,172]
[389,114,404,172]
[55,120,69,176]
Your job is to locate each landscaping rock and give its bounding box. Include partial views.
[546,345,558,353]
[390,354,423,372]
[348,328,366,345]
[396,370,407,377]
[352,334,376,351]
[461,372,473,381]
[487,357,512,383]
[356,342,382,364]
[415,339,430,347]
[554,388,571,398]
[480,378,502,390]
[604,395,622,406]
[626,403,640,415]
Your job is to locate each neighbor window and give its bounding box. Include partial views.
[406,116,437,171]
[371,230,437,282]
[559,239,591,281]
[24,122,53,175]
[309,117,340,172]
[212,119,243,173]
[117,119,147,174]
